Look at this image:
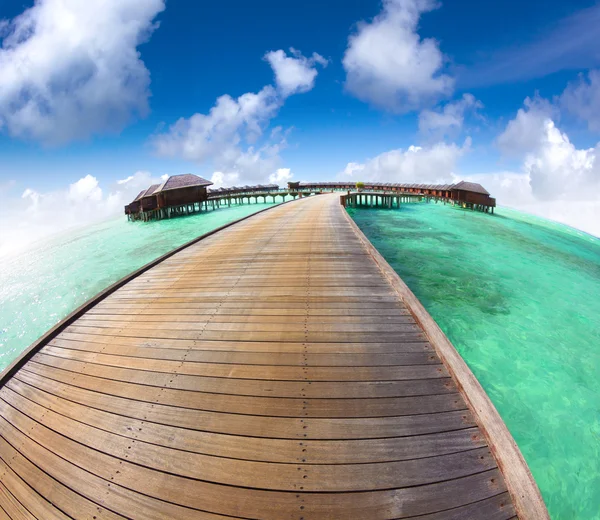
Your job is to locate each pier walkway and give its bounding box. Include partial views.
[0,194,546,519]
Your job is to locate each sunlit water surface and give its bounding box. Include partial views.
[0,202,280,371]
[347,202,600,520]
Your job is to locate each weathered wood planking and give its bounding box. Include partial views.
[0,193,546,519]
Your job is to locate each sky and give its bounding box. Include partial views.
[1,0,600,255]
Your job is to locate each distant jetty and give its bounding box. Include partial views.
[125,175,496,221]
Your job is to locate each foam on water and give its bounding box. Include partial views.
[347,202,600,520]
[0,202,280,371]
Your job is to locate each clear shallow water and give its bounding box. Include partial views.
[348,202,600,520]
[0,202,280,372]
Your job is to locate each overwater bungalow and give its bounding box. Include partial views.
[124,189,145,216]
[139,184,160,212]
[125,174,213,221]
[450,181,496,212]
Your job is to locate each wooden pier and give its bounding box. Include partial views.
[340,191,423,209]
[0,194,547,519]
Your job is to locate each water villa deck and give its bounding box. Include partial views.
[0,194,547,519]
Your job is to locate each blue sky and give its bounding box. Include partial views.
[1,0,600,250]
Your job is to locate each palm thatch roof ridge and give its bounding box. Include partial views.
[452,181,490,195]
[156,174,213,193]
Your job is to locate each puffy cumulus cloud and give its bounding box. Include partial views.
[496,96,557,157]
[340,138,470,184]
[525,122,599,201]
[264,48,328,97]
[153,86,281,164]
[0,171,163,258]
[67,175,103,203]
[482,100,600,236]
[210,171,239,190]
[341,162,365,177]
[0,0,165,145]
[498,101,600,201]
[154,51,319,186]
[559,70,600,132]
[343,0,453,112]
[418,93,483,137]
[269,168,293,184]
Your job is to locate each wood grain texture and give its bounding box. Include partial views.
[341,198,549,519]
[0,193,544,518]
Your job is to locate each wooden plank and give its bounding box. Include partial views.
[74,317,422,333]
[80,312,418,324]
[0,504,10,520]
[0,420,232,520]
[2,382,483,464]
[90,298,410,316]
[57,332,433,353]
[0,414,508,519]
[409,492,516,519]
[30,347,447,381]
[13,371,475,440]
[0,396,497,492]
[87,309,414,321]
[0,482,35,520]
[30,356,455,398]
[20,362,460,418]
[63,325,428,344]
[42,342,438,366]
[0,456,80,520]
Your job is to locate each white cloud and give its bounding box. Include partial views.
[339,138,470,183]
[269,168,293,184]
[0,0,165,144]
[67,174,103,202]
[0,171,163,258]
[153,86,281,164]
[154,50,320,186]
[498,101,600,201]
[559,70,600,132]
[482,100,600,236]
[264,48,328,97]
[341,162,366,178]
[343,0,453,112]
[419,93,483,136]
[210,171,239,189]
[496,96,557,157]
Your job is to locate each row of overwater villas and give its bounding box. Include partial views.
[293,181,497,209]
[124,174,282,217]
[124,174,496,218]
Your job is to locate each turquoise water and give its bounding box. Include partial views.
[348,202,600,520]
[0,202,280,372]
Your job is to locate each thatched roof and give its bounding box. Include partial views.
[140,184,160,199]
[157,174,213,192]
[132,190,146,202]
[452,181,490,195]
